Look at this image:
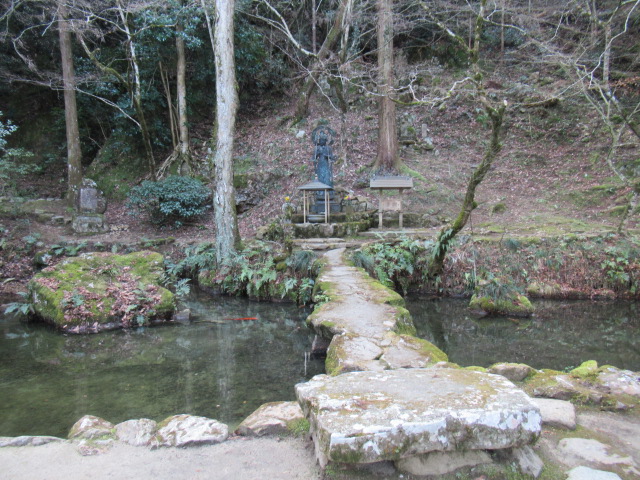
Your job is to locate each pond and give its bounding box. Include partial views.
[405,297,640,371]
[0,291,324,438]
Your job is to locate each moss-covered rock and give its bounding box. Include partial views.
[29,251,175,333]
[469,293,535,316]
[570,360,599,379]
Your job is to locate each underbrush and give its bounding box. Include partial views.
[350,234,640,299]
[166,241,321,304]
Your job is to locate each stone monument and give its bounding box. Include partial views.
[72,178,109,233]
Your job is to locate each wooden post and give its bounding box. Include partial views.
[378,189,383,228]
[324,189,329,223]
[303,192,307,223]
[399,188,404,228]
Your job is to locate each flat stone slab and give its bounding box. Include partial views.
[296,368,541,466]
[558,438,637,472]
[530,398,576,430]
[567,466,622,480]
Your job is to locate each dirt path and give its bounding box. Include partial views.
[0,436,323,480]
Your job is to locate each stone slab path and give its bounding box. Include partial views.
[307,248,446,374]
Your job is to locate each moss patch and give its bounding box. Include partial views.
[469,293,534,316]
[29,251,174,331]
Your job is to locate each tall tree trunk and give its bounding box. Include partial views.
[293,0,348,123]
[58,1,82,208]
[212,0,240,262]
[176,21,190,158]
[374,0,399,173]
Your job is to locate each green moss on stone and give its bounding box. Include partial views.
[570,360,598,379]
[29,251,174,330]
[469,293,535,316]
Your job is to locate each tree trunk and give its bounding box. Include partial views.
[212,0,241,263]
[293,0,348,123]
[429,102,506,278]
[176,21,190,159]
[58,1,82,208]
[374,0,399,173]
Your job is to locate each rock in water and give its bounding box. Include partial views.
[295,368,541,467]
[29,251,175,332]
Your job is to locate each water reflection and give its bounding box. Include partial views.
[0,291,324,437]
[406,297,640,371]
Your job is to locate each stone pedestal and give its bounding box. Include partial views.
[73,178,108,233]
[72,213,109,234]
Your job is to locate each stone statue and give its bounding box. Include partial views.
[311,125,336,189]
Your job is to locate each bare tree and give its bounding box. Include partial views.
[211,0,241,262]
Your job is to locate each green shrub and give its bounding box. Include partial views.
[127,175,211,226]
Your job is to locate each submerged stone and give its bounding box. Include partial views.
[296,368,541,467]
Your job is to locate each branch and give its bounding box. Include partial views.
[245,0,316,57]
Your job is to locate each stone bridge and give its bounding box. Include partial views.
[297,248,543,475]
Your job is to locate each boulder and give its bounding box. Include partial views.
[296,368,541,467]
[506,445,544,478]
[29,251,175,332]
[151,414,228,448]
[523,369,639,409]
[469,293,535,316]
[530,398,576,430]
[488,362,536,382]
[68,415,115,440]
[395,450,493,476]
[597,367,640,397]
[115,418,157,446]
[235,401,305,437]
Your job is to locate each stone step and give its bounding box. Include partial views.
[293,238,362,251]
[295,368,541,467]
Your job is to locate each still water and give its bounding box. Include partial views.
[406,297,640,371]
[0,291,324,438]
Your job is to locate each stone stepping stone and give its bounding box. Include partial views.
[296,368,541,467]
[530,398,576,430]
[566,466,622,480]
[558,438,638,473]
